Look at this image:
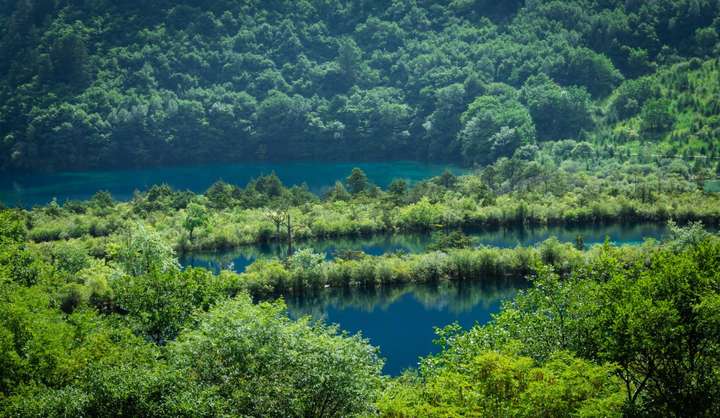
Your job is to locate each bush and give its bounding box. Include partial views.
[379,350,624,417]
[169,296,383,417]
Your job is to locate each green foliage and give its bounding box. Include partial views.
[666,220,712,251]
[169,295,383,417]
[112,268,228,344]
[327,180,352,201]
[459,94,536,165]
[1,1,717,170]
[288,249,326,272]
[387,178,407,199]
[0,284,77,395]
[1,2,720,412]
[0,210,27,242]
[608,78,658,121]
[90,190,114,210]
[237,242,562,297]
[47,240,91,275]
[427,231,472,251]
[640,98,675,135]
[287,248,327,289]
[0,241,49,287]
[48,29,89,86]
[398,197,444,230]
[15,160,720,255]
[608,58,720,157]
[110,223,178,276]
[442,234,720,416]
[520,74,593,140]
[182,201,209,240]
[552,47,624,98]
[0,213,386,418]
[3,188,720,416]
[583,240,720,416]
[346,167,370,195]
[379,350,624,417]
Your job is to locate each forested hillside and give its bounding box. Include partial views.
[1,0,719,171]
[605,58,720,159]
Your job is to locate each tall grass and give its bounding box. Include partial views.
[235,239,588,298]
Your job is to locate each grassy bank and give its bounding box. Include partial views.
[21,188,720,255]
[229,236,652,298]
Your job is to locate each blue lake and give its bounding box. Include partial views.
[283,280,523,375]
[0,160,464,207]
[182,222,674,375]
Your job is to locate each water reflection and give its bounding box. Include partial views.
[281,280,524,375]
[181,222,670,273]
[285,279,523,317]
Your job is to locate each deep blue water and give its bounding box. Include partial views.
[182,222,674,375]
[283,281,522,375]
[181,222,671,273]
[0,161,464,207]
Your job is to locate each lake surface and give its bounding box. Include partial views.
[0,161,464,207]
[181,222,671,273]
[283,280,523,375]
[185,222,673,374]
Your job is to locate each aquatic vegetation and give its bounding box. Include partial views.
[15,163,720,257]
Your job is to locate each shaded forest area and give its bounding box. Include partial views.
[1,0,719,171]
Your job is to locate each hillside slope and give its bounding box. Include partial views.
[604,58,720,161]
[1,0,718,171]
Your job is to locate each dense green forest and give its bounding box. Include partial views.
[3,0,720,416]
[1,0,720,170]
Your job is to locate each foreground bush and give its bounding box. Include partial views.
[170,296,383,417]
[423,236,720,416]
[378,351,624,417]
[0,289,383,417]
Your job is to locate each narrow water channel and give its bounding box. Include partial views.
[181,222,671,273]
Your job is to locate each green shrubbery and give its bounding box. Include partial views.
[16,163,720,255]
[169,296,383,417]
[378,235,720,417]
[2,206,719,416]
[608,59,720,158]
[236,239,587,297]
[379,351,625,417]
[0,211,382,417]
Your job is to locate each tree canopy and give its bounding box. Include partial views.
[1,0,718,170]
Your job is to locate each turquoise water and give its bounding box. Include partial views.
[181,222,670,273]
[0,161,465,207]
